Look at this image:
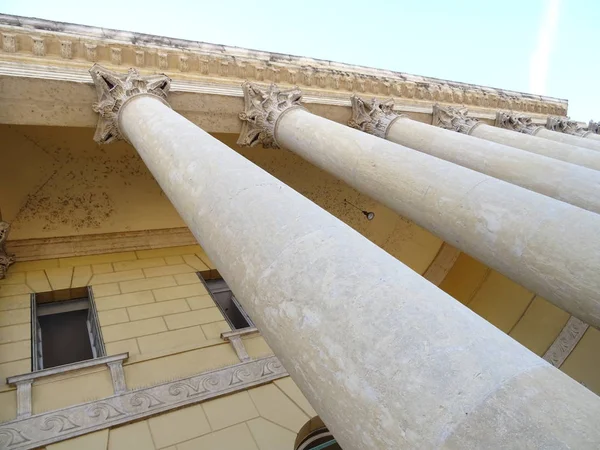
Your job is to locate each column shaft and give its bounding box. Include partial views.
[471,124,600,171]
[535,127,600,151]
[385,117,600,214]
[274,107,600,328]
[118,94,600,450]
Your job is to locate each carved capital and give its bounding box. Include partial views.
[0,221,15,280]
[432,105,480,134]
[588,120,600,134]
[495,111,541,135]
[237,82,304,148]
[546,116,589,136]
[89,64,171,144]
[348,96,403,138]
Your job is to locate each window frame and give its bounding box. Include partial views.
[30,286,106,371]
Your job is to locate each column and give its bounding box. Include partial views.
[434,107,600,171]
[91,66,600,449]
[546,116,600,145]
[237,83,600,329]
[348,97,600,215]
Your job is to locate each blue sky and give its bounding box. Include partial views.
[1,0,598,121]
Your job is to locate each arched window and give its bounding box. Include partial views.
[295,417,341,450]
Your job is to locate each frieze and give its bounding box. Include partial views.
[0,356,286,450]
[0,14,567,116]
[543,317,589,368]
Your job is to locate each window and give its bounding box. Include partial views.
[197,271,254,330]
[31,286,105,370]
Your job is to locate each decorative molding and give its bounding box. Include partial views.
[495,111,542,135]
[134,50,144,67]
[109,48,121,66]
[221,327,259,363]
[543,316,589,368]
[59,41,72,59]
[106,361,127,395]
[237,82,305,149]
[89,64,171,144]
[422,243,460,287]
[6,227,197,261]
[0,356,286,450]
[546,116,590,137]
[588,120,599,134]
[178,55,189,72]
[2,33,16,53]
[348,96,403,139]
[0,221,15,280]
[15,381,32,420]
[31,37,45,57]
[0,14,568,115]
[432,104,481,135]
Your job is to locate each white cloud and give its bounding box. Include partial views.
[529,0,561,95]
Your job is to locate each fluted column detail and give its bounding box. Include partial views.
[432,104,482,134]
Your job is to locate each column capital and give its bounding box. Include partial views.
[588,121,600,134]
[348,96,403,138]
[546,116,590,137]
[495,112,542,135]
[0,222,15,280]
[89,64,171,144]
[237,82,304,149]
[432,104,480,134]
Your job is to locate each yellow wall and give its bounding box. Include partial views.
[0,124,442,275]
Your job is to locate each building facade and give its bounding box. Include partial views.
[0,13,599,450]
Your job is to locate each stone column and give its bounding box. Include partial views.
[348,97,600,215]
[91,66,600,449]
[238,83,600,329]
[546,116,600,145]
[432,108,600,171]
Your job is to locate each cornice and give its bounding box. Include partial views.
[0,14,567,116]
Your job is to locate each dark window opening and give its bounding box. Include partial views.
[31,286,105,371]
[197,270,254,330]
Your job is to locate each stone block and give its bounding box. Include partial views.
[202,391,259,431]
[71,265,93,288]
[182,254,209,271]
[113,257,166,272]
[0,294,30,311]
[47,429,108,450]
[164,255,184,265]
[91,283,120,298]
[45,267,74,290]
[135,245,203,259]
[186,294,215,310]
[92,263,114,274]
[10,259,58,272]
[174,272,201,285]
[26,270,51,292]
[119,276,177,294]
[0,390,17,423]
[137,325,206,354]
[201,321,231,340]
[248,384,309,432]
[59,252,137,267]
[98,308,129,326]
[0,284,32,298]
[0,307,29,327]
[164,307,224,330]
[0,359,30,388]
[177,423,259,450]
[247,417,297,450]
[0,272,26,285]
[0,339,30,364]
[153,284,208,302]
[143,264,196,278]
[105,338,140,357]
[148,403,211,448]
[102,317,166,342]
[90,269,144,285]
[108,421,155,450]
[274,377,317,417]
[128,299,189,321]
[95,291,154,311]
[0,323,30,344]
[244,336,273,360]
